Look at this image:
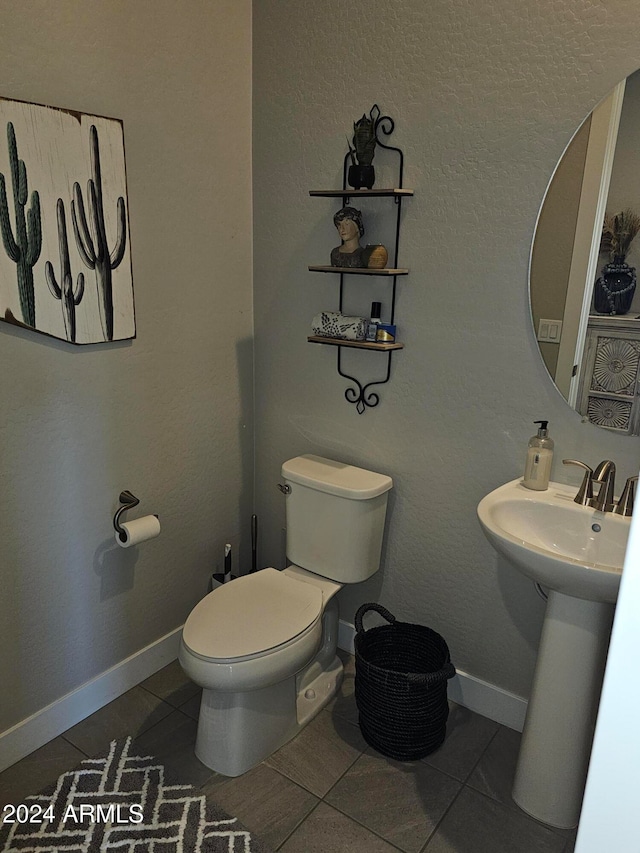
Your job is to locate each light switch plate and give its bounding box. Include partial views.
[537,318,563,343]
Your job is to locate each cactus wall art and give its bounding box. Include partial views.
[0,122,42,328]
[0,97,134,344]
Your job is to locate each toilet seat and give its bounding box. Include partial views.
[182,567,323,662]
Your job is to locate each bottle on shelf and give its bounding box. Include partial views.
[365,302,382,342]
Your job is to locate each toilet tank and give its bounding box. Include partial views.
[281,455,393,583]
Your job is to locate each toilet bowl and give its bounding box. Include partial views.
[179,565,343,776]
[179,454,393,777]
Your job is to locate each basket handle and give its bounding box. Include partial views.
[355,603,396,634]
[406,661,456,685]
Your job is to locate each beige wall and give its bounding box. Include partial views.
[0,1,253,732]
[531,117,590,377]
[253,0,640,699]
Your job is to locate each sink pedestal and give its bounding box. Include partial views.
[512,590,614,829]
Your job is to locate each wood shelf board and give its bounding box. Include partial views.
[308,335,403,351]
[308,265,409,276]
[309,188,413,197]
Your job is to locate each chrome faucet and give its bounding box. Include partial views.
[563,458,637,515]
[589,460,616,513]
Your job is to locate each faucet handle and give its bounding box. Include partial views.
[562,459,594,506]
[614,476,638,517]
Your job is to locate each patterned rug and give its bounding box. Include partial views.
[0,737,273,852]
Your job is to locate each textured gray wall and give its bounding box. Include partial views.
[0,1,253,732]
[253,0,640,698]
[3,0,640,739]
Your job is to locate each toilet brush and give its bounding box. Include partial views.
[210,543,235,590]
[224,543,232,583]
[251,514,258,573]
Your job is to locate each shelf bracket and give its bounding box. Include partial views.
[337,348,393,414]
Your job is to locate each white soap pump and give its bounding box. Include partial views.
[523,420,554,491]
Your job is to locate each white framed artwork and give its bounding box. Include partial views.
[0,97,135,344]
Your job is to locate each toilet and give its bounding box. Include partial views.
[179,454,392,776]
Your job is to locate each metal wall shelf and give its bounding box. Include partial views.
[307,106,411,414]
[309,188,413,198]
[308,335,404,351]
[309,265,409,276]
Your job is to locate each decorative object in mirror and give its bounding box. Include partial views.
[529,69,640,434]
[347,105,380,190]
[593,209,640,315]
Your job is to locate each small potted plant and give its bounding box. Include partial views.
[347,105,380,190]
[594,208,640,314]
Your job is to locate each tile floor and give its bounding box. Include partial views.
[0,651,577,853]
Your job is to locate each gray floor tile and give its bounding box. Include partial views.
[466,724,521,808]
[326,750,461,853]
[4,655,579,853]
[139,659,200,708]
[424,786,566,853]
[133,709,214,787]
[279,801,399,852]
[422,703,500,782]
[62,686,174,756]
[464,726,577,841]
[178,691,202,721]
[205,763,318,850]
[265,708,367,797]
[0,737,86,810]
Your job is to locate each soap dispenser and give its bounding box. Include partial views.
[523,420,554,491]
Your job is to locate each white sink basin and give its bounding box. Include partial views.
[477,478,629,603]
[477,477,631,829]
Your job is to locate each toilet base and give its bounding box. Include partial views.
[194,654,343,777]
[195,677,298,776]
[192,595,343,777]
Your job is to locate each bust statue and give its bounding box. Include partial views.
[331,206,366,268]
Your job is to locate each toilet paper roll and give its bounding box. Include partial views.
[116,515,161,548]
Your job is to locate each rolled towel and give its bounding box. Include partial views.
[311,311,367,341]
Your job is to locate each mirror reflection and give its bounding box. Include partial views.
[530,69,640,436]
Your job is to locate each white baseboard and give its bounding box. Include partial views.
[1,617,528,774]
[338,619,527,732]
[0,627,182,773]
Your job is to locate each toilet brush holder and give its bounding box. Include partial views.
[209,572,238,592]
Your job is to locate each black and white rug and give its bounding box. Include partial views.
[0,737,273,852]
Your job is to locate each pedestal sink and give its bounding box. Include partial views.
[477,478,630,829]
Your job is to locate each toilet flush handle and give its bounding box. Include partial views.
[277,483,291,494]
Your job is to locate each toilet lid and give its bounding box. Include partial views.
[182,568,323,660]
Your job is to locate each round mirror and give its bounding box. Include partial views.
[530,69,640,436]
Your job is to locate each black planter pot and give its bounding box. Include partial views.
[348,164,375,190]
[594,259,637,315]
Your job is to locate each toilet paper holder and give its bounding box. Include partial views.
[113,490,141,539]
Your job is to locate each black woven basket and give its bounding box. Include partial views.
[354,603,456,761]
